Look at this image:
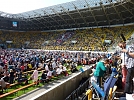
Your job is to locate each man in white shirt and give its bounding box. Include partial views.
[56,67,62,75]
[52,60,56,69]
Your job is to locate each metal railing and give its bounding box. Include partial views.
[65,77,90,100]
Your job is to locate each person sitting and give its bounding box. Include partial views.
[70,62,78,73]
[17,71,28,84]
[0,77,10,92]
[56,67,62,76]
[2,70,9,82]
[52,68,57,77]
[40,71,48,83]
[29,67,38,85]
[47,70,52,80]
[62,66,68,76]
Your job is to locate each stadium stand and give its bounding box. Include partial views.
[0,0,134,99]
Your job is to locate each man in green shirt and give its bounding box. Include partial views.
[94,59,109,87]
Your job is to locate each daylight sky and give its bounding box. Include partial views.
[0,0,75,14]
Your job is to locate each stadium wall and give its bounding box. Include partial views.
[30,67,92,100]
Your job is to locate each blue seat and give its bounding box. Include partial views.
[92,81,105,98]
[104,76,117,95]
[92,76,117,100]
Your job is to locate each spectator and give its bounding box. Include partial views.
[47,70,52,80]
[40,71,48,83]
[56,67,62,75]
[3,70,9,82]
[62,66,68,76]
[70,62,78,73]
[93,59,109,87]
[52,68,57,77]
[20,64,25,72]
[30,67,38,85]
[118,41,134,97]
[0,77,9,92]
[9,69,15,84]
[17,70,27,84]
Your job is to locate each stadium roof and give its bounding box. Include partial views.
[0,0,126,18]
[0,0,134,31]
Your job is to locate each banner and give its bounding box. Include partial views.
[6,41,13,43]
[104,40,111,44]
[71,40,77,44]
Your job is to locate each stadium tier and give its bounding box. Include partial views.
[0,25,134,50]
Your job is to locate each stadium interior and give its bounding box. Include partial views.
[0,0,134,100]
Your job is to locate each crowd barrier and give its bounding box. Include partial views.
[65,77,90,100]
[29,67,92,100]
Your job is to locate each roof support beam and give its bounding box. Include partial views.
[100,3,110,26]
[108,0,124,24]
[120,1,134,16]
[32,18,50,29]
[44,10,60,26]
[40,10,53,26]
[85,0,98,27]
[51,8,68,25]
[32,11,51,29]
[60,6,78,27]
[72,3,88,27]
[19,14,41,28]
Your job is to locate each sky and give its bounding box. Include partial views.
[0,0,75,14]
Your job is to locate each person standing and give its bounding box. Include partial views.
[9,69,15,84]
[30,67,38,85]
[118,42,134,96]
[93,59,109,87]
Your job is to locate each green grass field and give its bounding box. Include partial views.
[0,66,83,100]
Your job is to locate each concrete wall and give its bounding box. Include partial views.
[31,67,92,100]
